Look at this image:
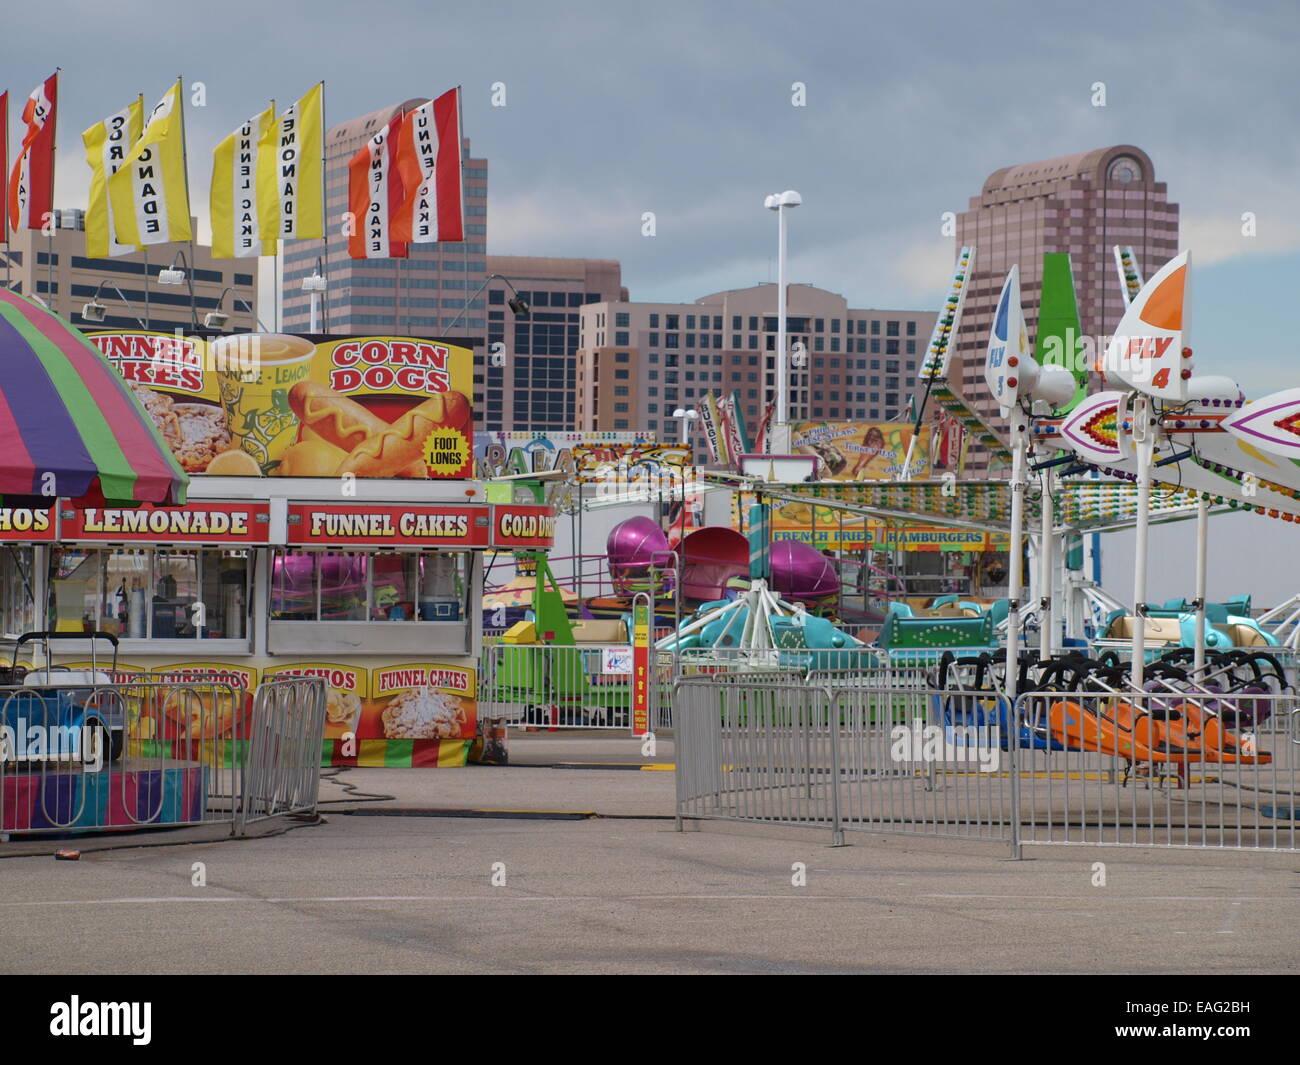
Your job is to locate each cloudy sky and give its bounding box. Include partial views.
[4,0,1298,398]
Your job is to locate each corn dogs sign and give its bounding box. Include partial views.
[93,331,474,479]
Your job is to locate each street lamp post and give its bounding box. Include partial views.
[302,256,328,333]
[764,190,801,450]
[672,406,699,447]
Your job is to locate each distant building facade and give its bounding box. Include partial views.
[2,209,259,333]
[576,282,935,453]
[279,99,489,341]
[953,145,1180,468]
[483,256,625,432]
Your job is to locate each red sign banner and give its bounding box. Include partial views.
[631,597,650,736]
[0,508,57,542]
[288,504,490,547]
[61,502,271,543]
[490,504,555,549]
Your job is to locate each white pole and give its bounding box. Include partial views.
[1130,396,1153,688]
[309,291,319,333]
[775,205,788,436]
[1193,496,1209,676]
[1039,470,1054,659]
[1005,411,1028,702]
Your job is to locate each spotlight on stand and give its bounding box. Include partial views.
[203,309,229,329]
[81,300,107,323]
[507,294,530,316]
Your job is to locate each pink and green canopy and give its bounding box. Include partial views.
[0,287,187,506]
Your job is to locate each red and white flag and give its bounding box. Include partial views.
[392,87,464,243]
[348,113,407,259]
[7,71,58,234]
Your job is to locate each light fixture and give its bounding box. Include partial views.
[80,280,146,329]
[202,309,229,329]
[157,250,198,329]
[442,274,530,337]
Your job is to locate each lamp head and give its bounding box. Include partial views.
[158,267,185,286]
[81,300,106,323]
[202,310,229,330]
[507,295,529,316]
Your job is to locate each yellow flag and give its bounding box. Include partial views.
[107,80,192,246]
[211,104,278,258]
[258,82,323,242]
[83,96,144,258]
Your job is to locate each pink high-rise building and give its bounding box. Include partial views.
[952,145,1179,469]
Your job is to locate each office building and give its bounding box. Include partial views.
[482,257,624,431]
[1,209,260,333]
[576,283,934,451]
[279,99,489,340]
[952,144,1180,468]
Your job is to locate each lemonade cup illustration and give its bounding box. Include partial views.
[212,334,317,473]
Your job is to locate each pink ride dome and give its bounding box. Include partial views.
[680,526,749,601]
[607,517,670,594]
[770,540,840,600]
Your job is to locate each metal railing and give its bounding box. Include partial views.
[0,675,327,838]
[674,674,1299,855]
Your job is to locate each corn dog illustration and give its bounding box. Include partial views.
[288,381,391,451]
[339,392,471,477]
[287,381,437,477]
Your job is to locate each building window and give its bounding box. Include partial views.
[732,315,741,330]
[906,321,917,336]
[732,334,741,347]
[666,333,679,348]
[649,313,659,327]
[615,331,629,346]
[686,315,695,329]
[615,352,630,363]
[615,368,630,379]
[616,312,630,327]
[886,320,899,337]
[666,314,679,329]
[649,332,659,346]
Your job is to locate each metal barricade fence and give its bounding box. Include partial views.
[674,680,841,839]
[239,677,328,830]
[0,675,327,839]
[479,643,644,731]
[1013,687,1298,852]
[673,674,1299,854]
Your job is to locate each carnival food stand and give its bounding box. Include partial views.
[0,330,555,769]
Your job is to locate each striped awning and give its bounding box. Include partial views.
[0,286,188,506]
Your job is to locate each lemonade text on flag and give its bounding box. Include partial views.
[106,80,192,246]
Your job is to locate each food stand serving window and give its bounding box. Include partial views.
[51,502,270,651]
[270,550,468,622]
[49,547,252,642]
[0,547,39,638]
[271,503,487,655]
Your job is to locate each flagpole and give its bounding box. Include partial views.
[175,75,199,331]
[2,90,9,291]
[318,81,328,335]
[47,70,58,315]
[143,246,151,329]
[458,85,468,334]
